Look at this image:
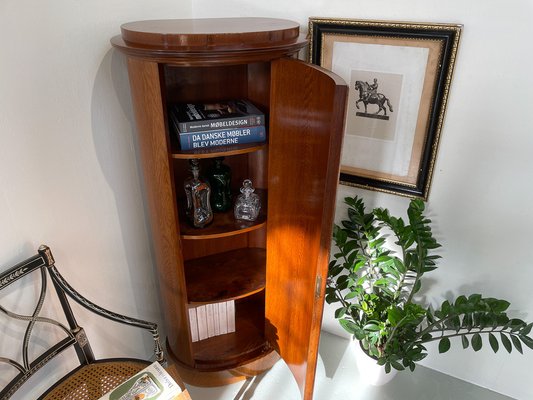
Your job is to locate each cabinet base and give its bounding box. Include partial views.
[167,346,280,387]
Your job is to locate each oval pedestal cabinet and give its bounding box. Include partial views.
[111,17,347,399]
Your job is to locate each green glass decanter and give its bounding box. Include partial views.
[206,157,232,212]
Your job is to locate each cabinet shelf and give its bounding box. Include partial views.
[185,248,265,304]
[193,321,270,371]
[179,190,267,240]
[192,295,268,370]
[171,142,267,159]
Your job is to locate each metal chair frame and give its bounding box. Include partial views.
[0,245,164,400]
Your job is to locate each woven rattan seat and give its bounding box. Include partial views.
[41,359,149,400]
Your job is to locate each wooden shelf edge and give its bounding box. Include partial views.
[187,287,265,306]
[171,142,267,159]
[181,220,266,240]
[194,343,272,371]
[167,343,279,387]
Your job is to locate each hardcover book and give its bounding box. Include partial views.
[175,125,266,151]
[227,300,236,333]
[206,303,216,337]
[218,302,228,335]
[188,307,199,343]
[195,305,208,341]
[169,99,265,134]
[98,361,183,400]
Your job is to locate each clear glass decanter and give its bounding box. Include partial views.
[184,159,213,228]
[206,157,232,212]
[234,179,261,221]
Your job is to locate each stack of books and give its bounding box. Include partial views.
[188,300,236,342]
[168,99,266,151]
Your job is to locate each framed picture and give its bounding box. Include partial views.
[309,18,462,199]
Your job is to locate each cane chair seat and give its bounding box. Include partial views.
[40,359,149,400]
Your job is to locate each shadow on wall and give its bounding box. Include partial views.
[89,48,162,353]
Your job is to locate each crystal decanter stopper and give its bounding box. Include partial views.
[206,157,232,212]
[184,159,213,228]
[234,179,261,221]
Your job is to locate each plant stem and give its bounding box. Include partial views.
[392,249,408,303]
[405,245,425,305]
[333,286,351,309]
[415,327,522,344]
[383,314,410,353]
[405,273,421,305]
[401,313,520,354]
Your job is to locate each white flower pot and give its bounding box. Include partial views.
[352,341,398,386]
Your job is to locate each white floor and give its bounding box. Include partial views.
[185,331,514,400]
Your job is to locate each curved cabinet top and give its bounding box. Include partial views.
[111,17,307,65]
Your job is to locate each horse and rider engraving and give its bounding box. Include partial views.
[354,78,394,118]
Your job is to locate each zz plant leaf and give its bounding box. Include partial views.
[328,196,533,374]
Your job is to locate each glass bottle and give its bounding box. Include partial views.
[183,159,213,228]
[206,157,232,212]
[234,179,261,221]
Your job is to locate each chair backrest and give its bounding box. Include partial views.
[0,245,163,399]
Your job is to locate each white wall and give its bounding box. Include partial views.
[0,1,192,398]
[190,0,533,398]
[1,0,532,399]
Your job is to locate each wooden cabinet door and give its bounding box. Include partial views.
[265,58,347,399]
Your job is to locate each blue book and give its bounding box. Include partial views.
[178,125,266,150]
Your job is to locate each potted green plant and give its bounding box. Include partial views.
[327,196,533,376]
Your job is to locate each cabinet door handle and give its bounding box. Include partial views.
[315,275,322,299]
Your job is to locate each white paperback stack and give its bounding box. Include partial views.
[188,300,236,342]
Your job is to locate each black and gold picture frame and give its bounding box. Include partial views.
[309,18,462,199]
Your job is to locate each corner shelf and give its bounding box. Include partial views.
[179,190,267,240]
[185,248,266,304]
[192,295,268,370]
